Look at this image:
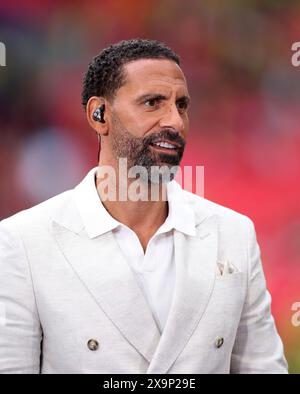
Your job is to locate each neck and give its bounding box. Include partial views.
[95,162,169,246]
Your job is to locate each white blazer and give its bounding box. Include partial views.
[0,168,288,374]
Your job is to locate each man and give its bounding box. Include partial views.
[0,39,288,373]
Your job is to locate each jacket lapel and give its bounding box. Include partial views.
[51,220,161,364]
[147,214,218,374]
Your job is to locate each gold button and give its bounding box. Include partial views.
[87,339,99,351]
[215,337,224,348]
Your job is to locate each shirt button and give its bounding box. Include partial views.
[215,336,224,348]
[87,339,99,351]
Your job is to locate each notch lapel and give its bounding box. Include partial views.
[51,221,161,364]
[147,214,218,374]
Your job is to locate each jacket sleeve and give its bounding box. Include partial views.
[0,219,42,374]
[230,218,288,373]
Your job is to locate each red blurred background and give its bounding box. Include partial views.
[0,0,299,372]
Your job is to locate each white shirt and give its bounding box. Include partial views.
[74,167,196,332]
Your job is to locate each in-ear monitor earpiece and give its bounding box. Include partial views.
[93,104,105,123]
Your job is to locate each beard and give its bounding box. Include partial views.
[110,113,186,184]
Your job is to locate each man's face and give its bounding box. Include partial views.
[107,58,190,182]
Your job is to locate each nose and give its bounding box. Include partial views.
[159,103,186,136]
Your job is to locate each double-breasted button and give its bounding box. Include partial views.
[215,336,224,348]
[87,339,99,351]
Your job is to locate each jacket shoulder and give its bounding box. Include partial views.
[0,190,75,232]
[182,189,254,230]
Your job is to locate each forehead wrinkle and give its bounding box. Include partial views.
[123,76,187,92]
[123,59,186,83]
[123,77,188,96]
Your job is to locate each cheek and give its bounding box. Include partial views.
[126,114,159,137]
[183,115,189,136]
[115,105,190,137]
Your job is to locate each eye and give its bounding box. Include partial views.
[177,100,189,113]
[144,98,160,107]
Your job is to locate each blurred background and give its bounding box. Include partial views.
[0,0,299,373]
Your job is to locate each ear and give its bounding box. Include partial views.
[86,96,109,136]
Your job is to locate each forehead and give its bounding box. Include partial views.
[120,58,188,95]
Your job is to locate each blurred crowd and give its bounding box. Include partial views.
[0,0,300,372]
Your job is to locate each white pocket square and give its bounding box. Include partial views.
[216,260,239,277]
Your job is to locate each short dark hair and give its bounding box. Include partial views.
[81,38,180,110]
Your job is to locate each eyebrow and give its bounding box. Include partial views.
[134,93,191,105]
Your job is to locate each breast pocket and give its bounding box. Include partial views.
[211,271,246,328]
[214,272,244,290]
